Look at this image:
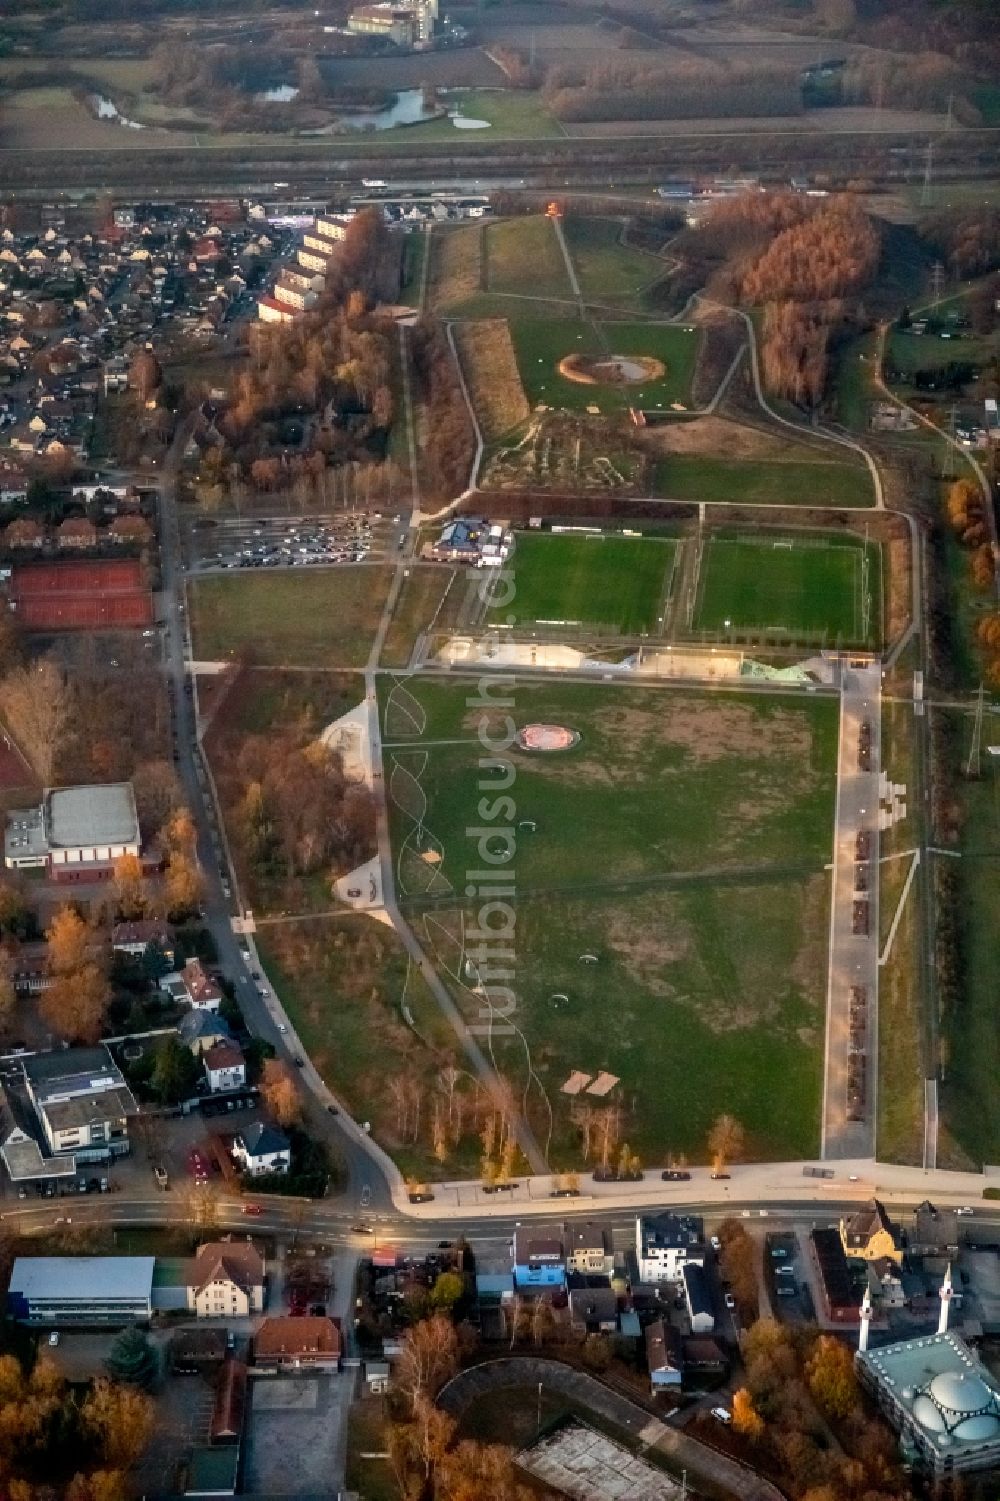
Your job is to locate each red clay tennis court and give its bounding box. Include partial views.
[10,559,153,630]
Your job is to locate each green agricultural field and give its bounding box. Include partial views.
[487,531,675,633]
[562,216,666,307]
[510,318,699,413]
[654,453,875,508]
[189,567,392,668]
[382,676,838,902]
[486,216,573,301]
[465,876,828,1164]
[692,534,882,645]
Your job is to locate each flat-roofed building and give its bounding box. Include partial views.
[23,1046,135,1160]
[7,1256,155,1324]
[5,782,140,881]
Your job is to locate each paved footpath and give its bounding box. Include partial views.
[822,661,882,1160]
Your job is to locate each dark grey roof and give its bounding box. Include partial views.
[24,1046,118,1087]
[179,1011,231,1045]
[682,1261,713,1319]
[640,1212,703,1254]
[238,1122,289,1157]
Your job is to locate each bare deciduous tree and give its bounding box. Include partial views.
[0,657,73,785]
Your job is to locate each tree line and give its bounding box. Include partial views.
[409,321,477,502]
[541,57,803,123]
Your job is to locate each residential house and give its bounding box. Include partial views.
[635,1213,705,1284]
[108,514,152,546]
[5,517,43,549]
[203,1041,246,1095]
[187,1239,265,1318]
[253,1315,340,1371]
[512,1229,565,1291]
[179,1009,232,1056]
[682,1261,715,1335]
[645,1318,683,1391]
[56,517,98,551]
[568,1285,617,1333]
[112,918,174,966]
[869,1256,906,1309]
[911,1201,960,1259]
[840,1200,902,1265]
[179,958,223,1012]
[566,1222,614,1277]
[232,1123,291,1178]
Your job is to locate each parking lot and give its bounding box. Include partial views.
[184,511,395,572]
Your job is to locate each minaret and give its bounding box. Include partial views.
[859,1283,872,1353]
[938,1262,954,1337]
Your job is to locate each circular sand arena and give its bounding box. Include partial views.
[516,724,580,752]
[557,352,665,386]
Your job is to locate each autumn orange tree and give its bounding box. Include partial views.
[806,1334,858,1420]
[732,1387,765,1441]
[162,807,203,917]
[260,1058,301,1128]
[111,853,147,921]
[41,905,109,1044]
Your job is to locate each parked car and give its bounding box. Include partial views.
[242,1203,262,1216]
[661,1169,692,1181]
[724,1293,736,1310]
[711,1407,731,1425]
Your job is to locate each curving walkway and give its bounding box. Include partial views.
[438,1357,785,1501]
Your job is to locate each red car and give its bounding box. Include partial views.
[242,1203,262,1216]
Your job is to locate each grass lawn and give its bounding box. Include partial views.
[402,88,562,139]
[439,876,827,1165]
[562,215,666,307]
[488,532,675,633]
[511,318,699,413]
[654,453,875,508]
[345,1399,397,1501]
[693,534,882,646]
[384,677,838,902]
[256,914,487,1181]
[427,221,483,311]
[887,327,997,383]
[486,216,573,301]
[399,228,428,304]
[941,730,1000,1166]
[380,565,465,667]
[189,567,392,668]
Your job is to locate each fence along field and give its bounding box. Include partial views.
[486,531,675,635]
[690,532,881,647]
